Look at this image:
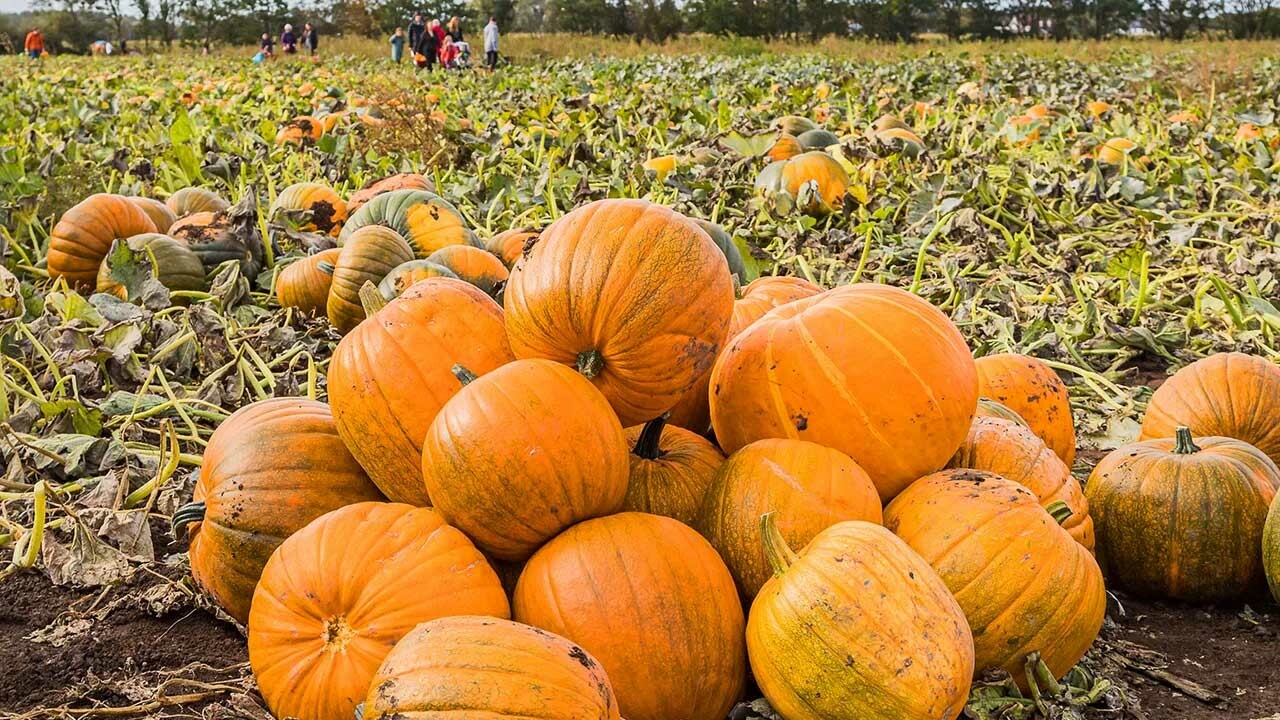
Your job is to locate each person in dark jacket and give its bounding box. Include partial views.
[280,24,297,54]
[260,33,275,58]
[445,16,463,42]
[413,20,439,70]
[408,13,425,54]
[301,23,318,56]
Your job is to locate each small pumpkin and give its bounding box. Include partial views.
[698,438,882,598]
[248,503,509,720]
[275,248,340,315]
[168,191,265,280]
[422,359,629,561]
[622,415,725,526]
[711,283,978,501]
[128,196,178,233]
[47,194,158,289]
[1139,352,1280,468]
[328,277,514,504]
[514,512,746,720]
[796,128,839,150]
[755,151,851,215]
[270,182,348,236]
[347,172,435,214]
[362,616,621,720]
[274,115,324,145]
[1086,427,1280,602]
[338,189,477,257]
[766,133,803,161]
[504,199,734,427]
[427,244,509,295]
[485,227,539,268]
[1265,495,1279,604]
[773,115,818,136]
[1096,137,1138,165]
[949,417,1094,550]
[96,233,206,299]
[326,225,415,333]
[376,259,459,300]
[884,470,1105,684]
[173,398,385,623]
[974,353,1076,466]
[747,516,974,720]
[166,187,229,217]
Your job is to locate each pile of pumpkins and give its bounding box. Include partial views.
[44,180,1280,720]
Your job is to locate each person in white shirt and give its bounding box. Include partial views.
[483,17,499,70]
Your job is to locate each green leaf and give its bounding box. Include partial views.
[720,132,774,158]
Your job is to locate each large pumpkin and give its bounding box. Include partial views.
[697,438,882,598]
[1139,352,1280,468]
[347,172,435,214]
[747,517,974,720]
[128,196,178,233]
[96,233,206,299]
[248,503,509,720]
[949,416,1094,550]
[270,182,347,236]
[427,244,509,295]
[168,192,265,280]
[513,512,745,720]
[338,189,477,256]
[710,283,978,501]
[47,194,158,288]
[1265,495,1280,604]
[173,398,385,623]
[974,353,1076,466]
[166,186,229,217]
[363,616,621,720]
[326,225,414,333]
[276,248,340,315]
[328,277,514,504]
[754,151,850,215]
[621,415,724,526]
[884,470,1105,684]
[485,227,540,268]
[422,359,629,561]
[504,199,734,427]
[1086,427,1279,602]
[376,259,458,300]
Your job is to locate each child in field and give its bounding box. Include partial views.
[439,35,459,69]
[259,33,274,59]
[390,27,406,63]
[281,24,297,54]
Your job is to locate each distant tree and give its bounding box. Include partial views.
[1145,0,1216,36]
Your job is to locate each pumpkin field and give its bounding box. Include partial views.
[1,39,1279,720]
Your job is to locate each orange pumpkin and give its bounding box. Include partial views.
[275,248,340,315]
[514,513,745,720]
[47,194,158,288]
[427,244,509,295]
[697,438,882,598]
[504,199,734,427]
[270,182,348,236]
[754,151,850,214]
[326,225,414,333]
[328,277,514,504]
[949,417,1094,550]
[347,172,435,214]
[128,196,178,233]
[485,227,539,268]
[1139,352,1280,468]
[363,617,621,720]
[747,516,974,720]
[275,116,324,145]
[174,398,384,623]
[248,503,510,720]
[884,470,1105,684]
[710,283,977,501]
[422,359,629,561]
[622,415,725,526]
[974,353,1076,466]
[766,133,803,161]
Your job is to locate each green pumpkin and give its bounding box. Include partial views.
[1265,494,1280,604]
[338,189,478,258]
[377,259,459,300]
[796,128,840,150]
[327,226,415,333]
[692,219,747,284]
[96,233,206,298]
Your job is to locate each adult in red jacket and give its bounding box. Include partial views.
[24,28,44,59]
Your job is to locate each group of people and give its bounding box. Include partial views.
[257,22,319,61]
[391,14,499,71]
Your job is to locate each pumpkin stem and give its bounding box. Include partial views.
[576,350,604,379]
[1045,501,1073,525]
[1029,651,1063,696]
[632,413,670,460]
[317,261,335,275]
[170,501,206,539]
[760,511,798,577]
[451,364,479,387]
[359,281,387,316]
[1172,426,1200,454]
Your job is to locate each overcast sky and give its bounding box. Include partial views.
[2,0,36,13]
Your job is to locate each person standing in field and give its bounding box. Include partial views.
[390,27,406,63]
[408,13,425,56]
[413,20,439,71]
[302,23,318,56]
[445,16,463,43]
[281,24,297,54]
[483,17,499,70]
[430,19,445,48]
[24,28,44,59]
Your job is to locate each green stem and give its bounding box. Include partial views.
[359,281,387,316]
[631,414,669,460]
[576,350,604,379]
[451,364,478,386]
[760,511,798,578]
[1045,500,1073,525]
[1172,426,1200,454]
[171,501,206,538]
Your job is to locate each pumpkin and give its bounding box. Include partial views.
[871,113,910,133]
[275,248,340,315]
[796,128,839,150]
[766,133,803,161]
[504,199,734,427]
[691,218,748,284]
[166,187,229,217]
[711,283,978,501]
[1139,352,1280,468]
[376,259,459,300]
[773,115,818,135]
[485,227,539,268]
[168,211,214,235]
[168,192,265,280]
[96,233,206,299]
[326,225,415,333]
[362,616,621,720]
[128,196,178,233]
[513,512,745,720]
[172,398,384,623]
[422,359,629,561]
[347,172,435,214]
[1265,495,1280,604]
[1096,137,1138,165]
[622,415,725,526]
[884,470,1105,684]
[949,417,1094,550]
[270,182,347,236]
[329,277,514,504]
[427,244,509,295]
[47,194,158,288]
[755,151,850,215]
[697,438,882,598]
[1086,427,1280,602]
[974,353,1076,466]
[274,115,324,145]
[248,502,509,720]
[338,189,477,257]
[747,516,974,720]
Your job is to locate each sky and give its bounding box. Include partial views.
[1,0,36,14]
